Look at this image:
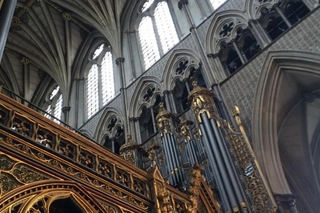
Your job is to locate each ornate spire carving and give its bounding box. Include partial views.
[188,81,216,123]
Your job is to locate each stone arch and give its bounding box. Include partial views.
[129,76,163,118]
[245,0,280,20]
[252,50,320,201]
[0,180,107,213]
[205,10,250,55]
[94,107,124,143]
[162,48,201,91]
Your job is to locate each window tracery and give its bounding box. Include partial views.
[138,0,179,70]
[258,0,310,41]
[172,62,205,115]
[102,114,124,155]
[209,14,261,74]
[86,44,115,119]
[137,83,162,143]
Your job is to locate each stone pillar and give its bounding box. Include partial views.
[62,106,71,124]
[248,19,270,48]
[21,57,30,103]
[178,0,216,86]
[163,90,172,112]
[231,40,246,64]
[116,57,129,140]
[274,6,292,28]
[0,0,17,62]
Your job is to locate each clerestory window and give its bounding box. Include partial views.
[45,86,63,122]
[138,0,179,70]
[86,44,115,119]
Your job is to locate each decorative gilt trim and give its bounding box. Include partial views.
[155,103,179,135]
[188,81,217,123]
[220,106,277,213]
[186,165,222,213]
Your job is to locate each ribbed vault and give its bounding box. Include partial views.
[0,0,128,108]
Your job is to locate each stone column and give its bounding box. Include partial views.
[116,57,129,140]
[274,6,292,28]
[0,0,17,62]
[248,19,270,48]
[21,57,30,103]
[62,106,71,124]
[178,0,216,86]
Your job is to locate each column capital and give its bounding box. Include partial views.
[129,117,139,122]
[62,12,72,21]
[178,0,188,10]
[207,53,218,58]
[116,57,125,65]
[163,90,172,95]
[62,106,71,113]
[21,56,30,65]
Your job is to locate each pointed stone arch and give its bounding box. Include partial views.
[245,0,280,20]
[252,50,320,196]
[205,10,249,54]
[94,107,124,143]
[162,48,201,91]
[129,76,163,118]
[0,180,107,213]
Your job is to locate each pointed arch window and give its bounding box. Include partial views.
[138,0,179,70]
[86,44,115,119]
[54,94,63,120]
[258,0,310,41]
[45,86,63,122]
[87,64,99,118]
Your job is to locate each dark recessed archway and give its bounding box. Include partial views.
[49,197,84,213]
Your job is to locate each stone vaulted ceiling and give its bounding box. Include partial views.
[0,0,128,106]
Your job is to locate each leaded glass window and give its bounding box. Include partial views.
[54,94,63,121]
[86,45,115,119]
[138,0,179,70]
[154,1,179,53]
[139,17,160,70]
[101,51,115,105]
[45,86,63,122]
[87,64,99,118]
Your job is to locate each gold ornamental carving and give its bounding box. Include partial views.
[119,134,142,165]
[21,57,30,65]
[156,103,179,135]
[177,120,192,141]
[157,183,174,213]
[62,12,72,20]
[186,165,202,213]
[188,81,217,123]
[221,106,277,213]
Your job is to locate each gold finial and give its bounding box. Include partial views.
[192,81,198,88]
[233,105,240,116]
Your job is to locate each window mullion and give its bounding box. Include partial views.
[97,64,103,109]
[150,107,157,133]
[231,41,246,64]
[151,15,164,56]
[166,0,182,38]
